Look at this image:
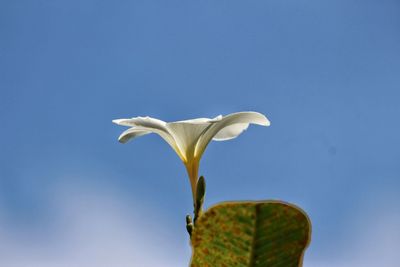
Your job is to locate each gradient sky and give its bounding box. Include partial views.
[1,0,400,266]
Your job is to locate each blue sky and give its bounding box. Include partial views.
[1,0,400,266]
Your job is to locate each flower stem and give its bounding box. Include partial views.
[185,160,200,204]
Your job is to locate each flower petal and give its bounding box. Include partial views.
[165,115,223,162]
[166,122,212,162]
[174,115,222,124]
[194,111,270,157]
[113,116,183,160]
[118,127,152,143]
[212,123,250,141]
[112,116,167,128]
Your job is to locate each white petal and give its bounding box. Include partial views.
[118,127,152,143]
[112,116,167,128]
[174,115,222,124]
[166,121,212,162]
[195,111,270,157]
[112,119,132,126]
[113,116,183,160]
[212,123,250,141]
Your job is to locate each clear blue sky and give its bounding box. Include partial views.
[1,0,399,266]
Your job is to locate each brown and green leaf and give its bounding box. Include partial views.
[190,201,311,267]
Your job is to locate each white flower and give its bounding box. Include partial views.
[113,111,270,201]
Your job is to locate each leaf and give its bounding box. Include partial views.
[190,201,311,267]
